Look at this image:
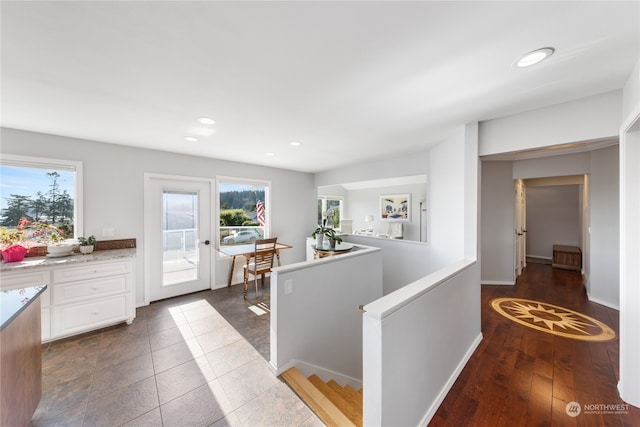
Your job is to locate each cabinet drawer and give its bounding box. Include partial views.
[1,270,50,288]
[53,275,130,305]
[53,261,131,284]
[0,272,51,309]
[53,294,130,337]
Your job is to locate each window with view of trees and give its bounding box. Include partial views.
[217,178,269,248]
[0,155,82,246]
[318,195,342,230]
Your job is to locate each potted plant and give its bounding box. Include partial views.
[312,219,330,248]
[78,235,97,254]
[325,228,343,249]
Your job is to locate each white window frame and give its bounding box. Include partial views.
[216,175,271,255]
[1,154,83,240]
[318,195,344,231]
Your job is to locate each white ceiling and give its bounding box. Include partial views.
[1,1,638,173]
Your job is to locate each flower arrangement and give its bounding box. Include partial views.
[0,217,67,249]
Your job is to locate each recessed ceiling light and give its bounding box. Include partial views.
[265,152,275,156]
[290,141,302,146]
[184,136,198,142]
[196,116,216,125]
[515,47,555,68]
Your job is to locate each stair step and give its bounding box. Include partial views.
[328,380,361,406]
[308,375,363,426]
[344,384,364,415]
[281,368,356,427]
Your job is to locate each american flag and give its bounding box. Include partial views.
[256,199,265,226]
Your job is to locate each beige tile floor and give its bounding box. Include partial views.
[31,282,323,426]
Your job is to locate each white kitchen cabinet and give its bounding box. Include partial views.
[0,269,51,340]
[0,250,135,342]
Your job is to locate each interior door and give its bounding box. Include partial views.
[145,175,213,302]
[514,180,526,279]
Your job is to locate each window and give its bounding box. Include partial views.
[0,154,83,244]
[318,195,343,230]
[217,177,270,248]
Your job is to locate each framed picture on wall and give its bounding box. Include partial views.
[379,193,410,222]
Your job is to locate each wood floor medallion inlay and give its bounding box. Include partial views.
[491,297,616,342]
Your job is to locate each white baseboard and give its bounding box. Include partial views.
[586,292,620,311]
[527,254,552,260]
[482,280,515,286]
[420,332,484,426]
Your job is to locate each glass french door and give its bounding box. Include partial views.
[145,175,213,302]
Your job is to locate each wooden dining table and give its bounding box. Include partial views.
[218,242,293,287]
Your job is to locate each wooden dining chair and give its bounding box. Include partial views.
[244,237,278,299]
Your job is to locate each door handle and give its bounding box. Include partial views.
[202,240,210,245]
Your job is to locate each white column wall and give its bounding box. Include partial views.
[480,161,515,284]
[588,146,620,308]
[429,126,466,270]
[619,57,640,407]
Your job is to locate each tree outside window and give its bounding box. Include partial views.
[1,156,81,246]
[218,179,269,247]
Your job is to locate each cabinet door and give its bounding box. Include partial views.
[53,294,131,338]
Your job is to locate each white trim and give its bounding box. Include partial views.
[420,333,483,426]
[215,175,272,258]
[0,154,83,240]
[618,106,640,406]
[481,280,515,286]
[143,172,215,305]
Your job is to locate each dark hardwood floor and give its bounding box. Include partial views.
[430,263,640,426]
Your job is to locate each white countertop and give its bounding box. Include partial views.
[0,248,136,272]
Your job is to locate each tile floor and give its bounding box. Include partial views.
[31,282,323,426]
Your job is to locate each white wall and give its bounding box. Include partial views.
[345,235,430,295]
[479,90,622,156]
[619,86,640,406]
[1,128,316,305]
[526,185,581,258]
[315,150,429,187]
[622,60,639,121]
[480,161,515,284]
[514,152,591,179]
[429,127,466,270]
[588,146,620,308]
[361,123,480,426]
[363,260,481,426]
[270,245,383,387]
[343,182,426,241]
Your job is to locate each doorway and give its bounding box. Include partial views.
[515,175,586,278]
[144,174,214,302]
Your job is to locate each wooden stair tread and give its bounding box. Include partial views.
[308,375,362,426]
[281,368,356,427]
[328,380,362,406]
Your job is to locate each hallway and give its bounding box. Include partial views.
[430,263,640,426]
